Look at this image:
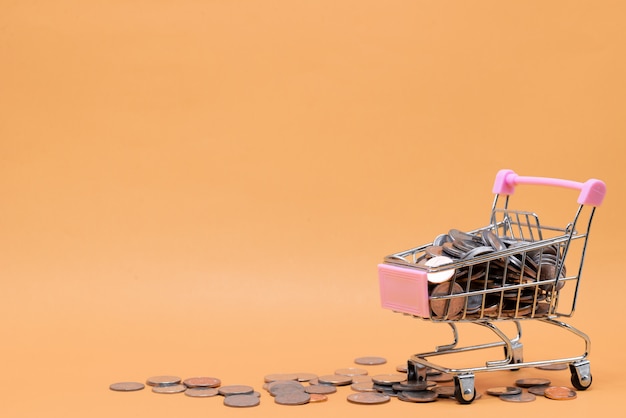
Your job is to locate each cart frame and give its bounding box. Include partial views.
[378,169,606,403]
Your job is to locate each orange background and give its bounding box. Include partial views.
[1,1,625,417]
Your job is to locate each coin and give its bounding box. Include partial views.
[152,384,187,394]
[425,256,456,283]
[308,393,328,403]
[430,282,466,319]
[223,394,260,407]
[500,392,536,402]
[184,387,219,397]
[335,368,368,377]
[109,382,145,392]
[318,374,352,386]
[275,391,310,405]
[146,375,182,387]
[354,356,387,365]
[433,385,455,398]
[351,375,372,383]
[264,373,299,383]
[347,392,391,404]
[398,390,437,403]
[268,382,305,397]
[183,377,221,388]
[486,386,522,396]
[218,385,255,396]
[392,381,436,391]
[351,382,376,392]
[396,364,407,373]
[371,374,406,385]
[544,386,577,400]
[296,372,318,382]
[515,378,551,388]
[527,385,550,396]
[305,384,337,394]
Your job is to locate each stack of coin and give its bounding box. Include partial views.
[418,228,568,320]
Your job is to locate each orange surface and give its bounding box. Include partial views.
[1,1,625,417]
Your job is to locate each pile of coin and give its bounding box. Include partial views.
[418,228,567,320]
[486,377,577,402]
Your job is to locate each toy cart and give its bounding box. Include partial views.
[378,169,606,403]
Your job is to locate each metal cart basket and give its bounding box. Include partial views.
[378,169,606,403]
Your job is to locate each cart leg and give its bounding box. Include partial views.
[570,360,592,390]
[454,374,476,404]
[406,360,428,383]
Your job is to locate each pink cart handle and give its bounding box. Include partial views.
[493,169,606,206]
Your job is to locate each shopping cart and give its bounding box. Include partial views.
[378,169,606,403]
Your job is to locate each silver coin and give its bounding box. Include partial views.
[184,387,219,397]
[268,382,305,397]
[392,381,436,391]
[218,385,255,396]
[371,374,406,385]
[264,373,299,383]
[109,382,145,392]
[500,392,536,402]
[146,375,182,387]
[486,386,522,396]
[536,363,568,371]
[398,390,438,403]
[318,374,352,386]
[305,384,337,394]
[433,385,456,398]
[152,384,187,394]
[354,356,387,365]
[335,367,368,377]
[515,377,551,388]
[296,372,318,382]
[351,381,376,392]
[527,385,550,396]
[347,392,391,404]
[275,391,310,405]
[223,394,260,407]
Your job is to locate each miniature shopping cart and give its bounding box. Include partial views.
[378,169,606,403]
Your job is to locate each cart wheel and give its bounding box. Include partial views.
[570,361,592,391]
[454,375,476,404]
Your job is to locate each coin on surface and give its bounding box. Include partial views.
[351,382,376,392]
[223,394,260,407]
[430,282,466,318]
[527,385,550,396]
[275,391,310,405]
[268,382,305,397]
[335,368,368,377]
[433,385,455,398]
[354,356,387,365]
[515,378,551,388]
[264,373,299,383]
[544,386,577,400]
[146,375,182,387]
[500,392,536,402]
[218,385,255,396]
[392,381,435,391]
[308,393,328,403]
[184,387,219,397]
[183,377,221,388]
[347,392,391,405]
[396,364,408,373]
[109,382,145,392]
[318,374,352,386]
[152,384,187,394]
[371,374,406,385]
[398,390,437,403]
[486,386,522,396]
[296,373,318,382]
[305,384,337,394]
